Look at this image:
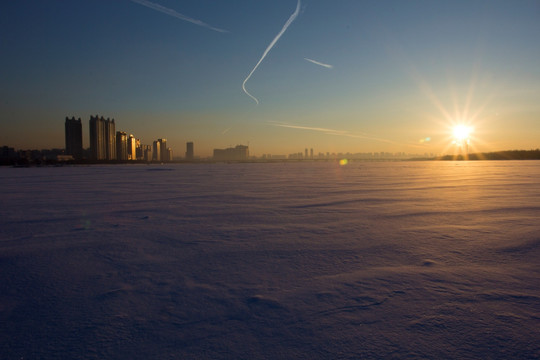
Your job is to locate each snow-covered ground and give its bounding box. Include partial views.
[1,161,539,359]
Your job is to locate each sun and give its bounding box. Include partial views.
[449,123,475,156]
[452,124,473,143]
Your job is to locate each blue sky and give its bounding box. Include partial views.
[1,0,539,156]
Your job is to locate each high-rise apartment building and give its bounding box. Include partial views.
[152,140,161,161]
[135,138,142,160]
[89,116,104,160]
[116,131,128,161]
[158,138,168,161]
[89,115,115,160]
[186,141,194,160]
[143,145,152,161]
[105,118,116,160]
[65,116,83,160]
[127,134,137,160]
[150,138,170,161]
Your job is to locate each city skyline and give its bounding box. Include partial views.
[3,114,445,160]
[1,1,539,156]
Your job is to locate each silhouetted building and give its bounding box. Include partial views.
[1,146,18,163]
[213,145,249,161]
[116,131,128,161]
[105,118,116,160]
[1,146,16,158]
[135,138,143,160]
[186,142,194,160]
[89,116,104,160]
[167,148,173,161]
[89,115,115,160]
[42,148,65,161]
[65,117,83,160]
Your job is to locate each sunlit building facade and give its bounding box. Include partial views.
[152,140,161,161]
[128,134,137,160]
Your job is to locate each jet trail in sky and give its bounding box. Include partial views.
[130,0,228,33]
[304,58,333,69]
[242,0,301,104]
[269,122,348,135]
[268,122,416,147]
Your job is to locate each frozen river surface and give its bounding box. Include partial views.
[1,161,540,359]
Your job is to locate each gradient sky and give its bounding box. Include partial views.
[1,0,539,157]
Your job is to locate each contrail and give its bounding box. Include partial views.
[242,0,301,104]
[130,0,228,33]
[269,122,348,135]
[304,58,333,69]
[268,121,412,146]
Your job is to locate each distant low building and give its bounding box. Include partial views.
[57,155,74,161]
[213,145,249,161]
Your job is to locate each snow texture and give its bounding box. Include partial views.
[1,161,539,359]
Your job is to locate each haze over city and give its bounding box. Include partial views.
[1,0,539,156]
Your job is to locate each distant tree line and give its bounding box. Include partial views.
[438,149,540,161]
